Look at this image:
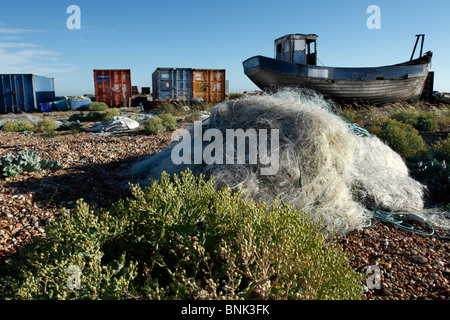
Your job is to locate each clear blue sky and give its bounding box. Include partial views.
[1,0,449,96]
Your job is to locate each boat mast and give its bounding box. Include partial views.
[410,34,425,63]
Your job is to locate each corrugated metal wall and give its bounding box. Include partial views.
[152,68,192,102]
[0,74,55,113]
[94,69,132,108]
[152,68,226,104]
[192,69,226,103]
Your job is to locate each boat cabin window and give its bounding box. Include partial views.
[275,36,318,65]
[294,39,306,51]
[305,39,317,65]
[276,43,282,55]
[275,39,291,62]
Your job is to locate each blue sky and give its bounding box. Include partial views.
[0,0,449,96]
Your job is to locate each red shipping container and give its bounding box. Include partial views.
[93,69,132,108]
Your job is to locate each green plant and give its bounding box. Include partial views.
[432,136,450,157]
[416,114,439,132]
[391,111,438,132]
[144,117,166,135]
[36,119,59,133]
[158,113,177,131]
[371,118,428,159]
[88,102,109,111]
[0,151,62,178]
[157,101,175,114]
[1,119,35,132]
[0,170,363,300]
[68,113,85,122]
[102,108,120,122]
[407,151,450,205]
[391,110,419,127]
[57,120,84,132]
[226,93,247,100]
[85,112,103,122]
[156,101,191,116]
[185,110,202,122]
[68,112,103,123]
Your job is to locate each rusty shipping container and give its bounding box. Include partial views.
[191,69,226,103]
[93,69,132,108]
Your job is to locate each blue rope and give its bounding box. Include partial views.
[339,112,372,138]
[372,209,450,240]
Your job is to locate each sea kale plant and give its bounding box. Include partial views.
[0,151,62,178]
[0,170,363,300]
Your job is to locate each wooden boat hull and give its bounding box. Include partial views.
[243,55,431,104]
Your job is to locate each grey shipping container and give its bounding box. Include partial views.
[0,74,55,113]
[152,68,192,101]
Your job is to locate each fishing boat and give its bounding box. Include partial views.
[243,34,433,104]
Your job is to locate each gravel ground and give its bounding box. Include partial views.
[0,110,174,259]
[0,109,449,300]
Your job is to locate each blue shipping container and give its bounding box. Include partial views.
[152,68,192,101]
[0,74,55,113]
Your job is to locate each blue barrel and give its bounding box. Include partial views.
[39,102,54,112]
[54,99,69,111]
[69,98,91,110]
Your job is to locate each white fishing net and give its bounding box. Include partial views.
[132,88,434,234]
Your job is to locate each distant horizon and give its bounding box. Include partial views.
[1,0,449,96]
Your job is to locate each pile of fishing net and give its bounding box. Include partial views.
[132,88,434,234]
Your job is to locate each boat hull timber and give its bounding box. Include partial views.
[243,54,432,104]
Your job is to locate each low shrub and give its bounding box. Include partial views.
[36,119,59,133]
[156,101,189,116]
[57,120,84,132]
[1,119,35,132]
[416,114,439,132]
[0,170,363,300]
[432,136,450,157]
[185,110,202,122]
[407,151,450,205]
[144,117,166,135]
[156,101,176,115]
[158,113,177,131]
[88,102,109,111]
[102,108,120,122]
[68,113,85,122]
[370,118,428,159]
[391,110,419,127]
[391,111,438,132]
[68,112,103,122]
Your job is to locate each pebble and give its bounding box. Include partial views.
[410,255,428,265]
[1,115,450,301]
[435,260,444,267]
[0,115,174,262]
